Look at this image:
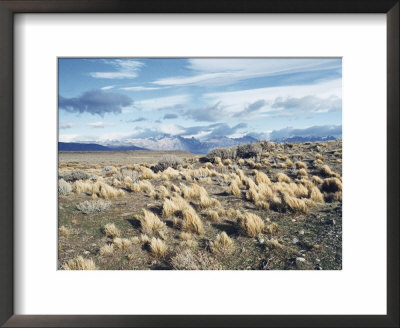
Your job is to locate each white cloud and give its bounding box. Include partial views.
[153,58,341,86]
[59,122,76,129]
[87,122,114,128]
[203,79,342,116]
[59,134,80,142]
[101,85,115,90]
[120,86,162,91]
[90,59,144,79]
[134,94,190,111]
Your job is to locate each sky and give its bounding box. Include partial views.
[58,58,342,143]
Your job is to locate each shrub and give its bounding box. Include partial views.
[149,237,167,258]
[62,256,96,270]
[103,223,120,238]
[206,148,235,162]
[240,212,265,237]
[60,170,91,182]
[236,143,262,159]
[140,209,166,234]
[153,155,184,172]
[321,177,342,192]
[58,179,72,196]
[76,200,111,214]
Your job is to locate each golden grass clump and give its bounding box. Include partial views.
[180,240,198,248]
[95,182,125,199]
[310,186,324,203]
[113,237,132,249]
[285,158,294,168]
[295,161,307,169]
[214,157,222,165]
[315,153,324,160]
[59,225,71,237]
[256,201,270,210]
[206,210,220,222]
[199,194,220,208]
[181,206,204,235]
[99,244,114,256]
[140,234,151,244]
[297,168,308,177]
[103,223,120,238]
[229,180,241,196]
[223,158,232,165]
[254,170,271,185]
[276,172,291,183]
[321,177,342,192]
[312,175,324,184]
[282,193,307,212]
[72,180,93,194]
[266,222,279,235]
[321,164,336,177]
[149,237,167,258]
[246,186,260,203]
[140,209,166,234]
[62,256,96,270]
[240,212,265,237]
[156,186,170,199]
[205,162,213,169]
[140,166,157,180]
[210,232,233,252]
[180,232,193,241]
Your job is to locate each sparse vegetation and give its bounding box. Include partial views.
[59,140,342,270]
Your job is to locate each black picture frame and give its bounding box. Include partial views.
[0,1,398,327]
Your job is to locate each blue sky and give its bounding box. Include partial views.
[58,58,342,143]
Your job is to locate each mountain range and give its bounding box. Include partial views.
[59,134,339,154]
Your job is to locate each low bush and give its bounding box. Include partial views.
[152,154,184,172]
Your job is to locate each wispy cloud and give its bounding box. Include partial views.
[87,121,114,128]
[101,85,115,90]
[59,122,76,129]
[134,94,190,111]
[183,102,226,122]
[127,117,147,122]
[59,89,133,116]
[90,59,144,79]
[120,86,162,91]
[153,58,341,87]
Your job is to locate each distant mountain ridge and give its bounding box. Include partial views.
[59,134,339,154]
[58,142,148,152]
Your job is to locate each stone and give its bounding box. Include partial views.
[296,257,306,264]
[291,237,299,244]
[299,230,305,235]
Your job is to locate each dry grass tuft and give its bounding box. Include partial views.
[310,186,324,203]
[254,170,271,185]
[59,225,71,237]
[182,207,204,235]
[113,238,132,249]
[276,173,291,183]
[266,222,279,235]
[266,239,284,249]
[140,166,157,180]
[240,212,265,237]
[149,237,167,258]
[180,232,193,241]
[312,175,324,184]
[62,256,96,270]
[229,180,241,196]
[206,210,220,222]
[170,249,222,270]
[140,209,166,234]
[295,161,307,169]
[103,223,120,238]
[99,244,114,256]
[282,193,308,212]
[297,168,308,177]
[210,232,233,252]
[140,234,151,244]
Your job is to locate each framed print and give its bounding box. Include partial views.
[0,0,398,327]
